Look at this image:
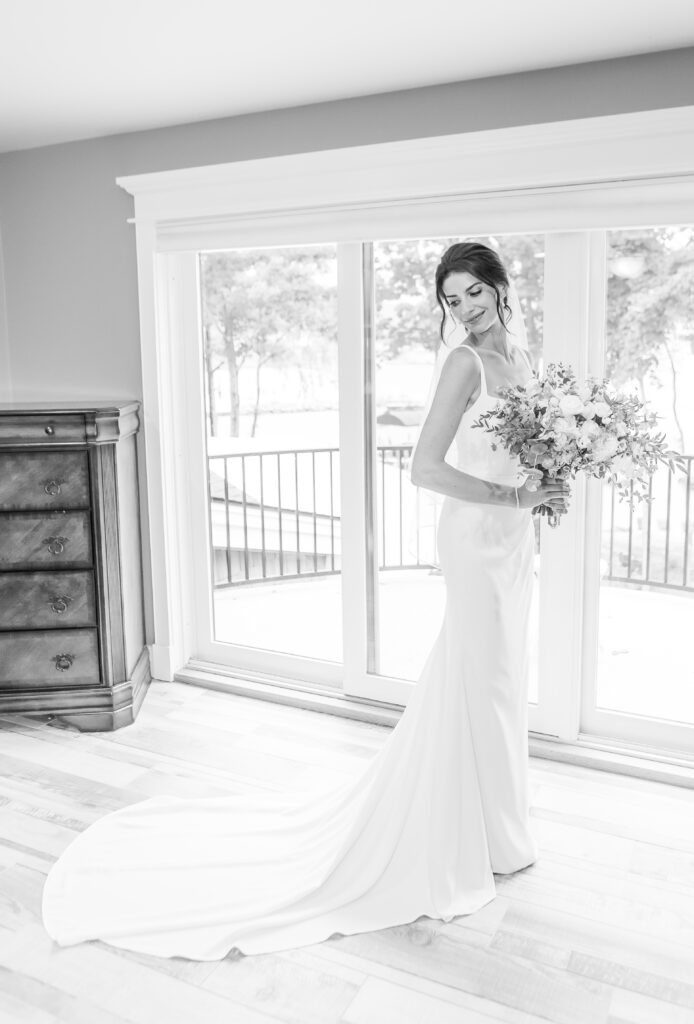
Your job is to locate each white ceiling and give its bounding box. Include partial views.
[1,0,693,154]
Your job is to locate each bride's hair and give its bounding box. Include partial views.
[435,242,512,344]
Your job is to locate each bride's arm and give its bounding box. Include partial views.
[410,346,517,508]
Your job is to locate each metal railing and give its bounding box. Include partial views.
[207,447,694,593]
[207,448,340,586]
[605,454,693,593]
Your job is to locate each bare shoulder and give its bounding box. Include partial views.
[439,344,481,383]
[412,345,482,477]
[430,344,481,419]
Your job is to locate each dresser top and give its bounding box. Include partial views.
[0,402,141,446]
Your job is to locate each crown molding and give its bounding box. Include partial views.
[117,105,694,226]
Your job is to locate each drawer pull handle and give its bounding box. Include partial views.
[53,654,74,672]
[44,536,68,556]
[43,479,64,496]
[44,425,55,436]
[49,595,72,615]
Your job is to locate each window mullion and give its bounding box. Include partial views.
[337,243,372,697]
[532,232,597,740]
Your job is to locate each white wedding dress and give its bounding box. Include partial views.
[41,342,539,961]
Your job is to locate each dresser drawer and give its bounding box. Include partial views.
[0,414,86,446]
[0,628,100,687]
[0,451,90,511]
[0,571,96,629]
[0,512,92,569]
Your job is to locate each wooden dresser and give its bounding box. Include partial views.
[0,402,150,731]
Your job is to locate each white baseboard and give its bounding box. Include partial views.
[175,660,400,728]
[149,643,176,683]
[529,733,694,788]
[174,660,694,790]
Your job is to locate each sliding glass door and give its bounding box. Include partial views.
[198,244,343,669]
[366,234,546,709]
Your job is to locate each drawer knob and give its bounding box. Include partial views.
[44,536,68,556]
[53,654,74,672]
[43,479,64,496]
[49,595,72,615]
[44,425,55,436]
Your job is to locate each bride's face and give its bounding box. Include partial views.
[443,271,502,334]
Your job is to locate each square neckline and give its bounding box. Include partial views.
[459,343,532,420]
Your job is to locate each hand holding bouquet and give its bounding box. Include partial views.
[473,360,687,528]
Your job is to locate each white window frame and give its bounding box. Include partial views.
[117,105,694,748]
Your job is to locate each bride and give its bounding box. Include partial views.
[41,241,571,961]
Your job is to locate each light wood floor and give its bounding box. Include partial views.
[1,680,694,1024]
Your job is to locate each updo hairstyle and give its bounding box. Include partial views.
[434,241,513,345]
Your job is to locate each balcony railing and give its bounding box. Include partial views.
[207,447,694,594]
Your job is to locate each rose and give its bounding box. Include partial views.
[559,393,586,417]
[553,415,578,435]
[593,401,612,421]
[579,420,601,440]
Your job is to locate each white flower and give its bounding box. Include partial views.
[559,393,585,417]
[577,384,592,402]
[613,420,628,437]
[524,378,542,397]
[592,436,620,462]
[593,401,612,421]
[553,415,573,432]
[579,420,601,439]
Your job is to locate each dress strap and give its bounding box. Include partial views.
[458,344,488,396]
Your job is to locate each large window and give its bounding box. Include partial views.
[121,107,694,760]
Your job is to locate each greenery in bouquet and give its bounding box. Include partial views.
[472,360,687,524]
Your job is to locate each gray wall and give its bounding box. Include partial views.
[0,47,692,651]
[1,46,693,401]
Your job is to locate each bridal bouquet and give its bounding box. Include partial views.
[472,361,686,527]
